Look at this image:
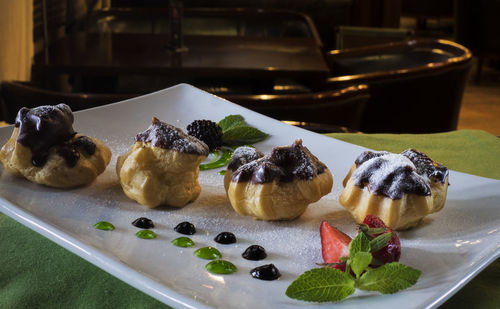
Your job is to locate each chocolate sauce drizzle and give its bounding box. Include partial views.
[401,149,449,184]
[136,117,209,156]
[231,139,327,184]
[15,104,95,168]
[352,149,448,200]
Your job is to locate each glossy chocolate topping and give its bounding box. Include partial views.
[401,149,449,184]
[136,117,209,156]
[227,146,264,172]
[14,104,87,167]
[351,149,448,199]
[231,139,327,184]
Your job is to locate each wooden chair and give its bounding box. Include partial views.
[0,81,137,123]
[221,85,369,131]
[322,39,472,133]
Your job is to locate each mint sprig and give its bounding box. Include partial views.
[285,268,355,302]
[358,262,421,294]
[286,229,421,303]
[218,115,269,146]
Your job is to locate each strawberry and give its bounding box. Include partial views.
[320,221,351,270]
[362,215,401,264]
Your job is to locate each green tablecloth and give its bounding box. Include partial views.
[1,129,499,308]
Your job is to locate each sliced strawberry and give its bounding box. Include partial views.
[362,214,401,264]
[320,221,351,266]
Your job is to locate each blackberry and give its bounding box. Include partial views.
[187,120,223,151]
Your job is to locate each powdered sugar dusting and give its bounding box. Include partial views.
[227,146,264,172]
[135,117,209,156]
[352,151,431,199]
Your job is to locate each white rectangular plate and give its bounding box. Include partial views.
[0,84,499,309]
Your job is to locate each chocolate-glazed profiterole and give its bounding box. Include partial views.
[225,140,332,220]
[116,117,209,208]
[339,149,449,230]
[0,104,111,188]
[223,146,264,190]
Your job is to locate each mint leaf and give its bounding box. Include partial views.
[222,126,269,146]
[286,268,355,302]
[358,262,421,294]
[349,232,371,257]
[369,232,393,253]
[359,224,387,236]
[351,252,372,278]
[218,115,245,133]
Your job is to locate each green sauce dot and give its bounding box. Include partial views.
[194,247,222,260]
[136,230,157,239]
[206,260,237,274]
[94,221,114,231]
[172,237,194,247]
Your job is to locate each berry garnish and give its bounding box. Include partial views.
[320,221,351,270]
[187,119,223,151]
[362,214,401,264]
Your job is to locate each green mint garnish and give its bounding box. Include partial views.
[217,114,269,146]
[218,114,245,133]
[369,232,393,253]
[219,170,226,175]
[286,268,355,302]
[349,231,371,257]
[172,237,194,247]
[136,230,157,239]
[358,262,422,294]
[205,260,238,274]
[199,148,233,171]
[350,252,372,278]
[94,221,114,231]
[221,126,269,146]
[286,226,421,303]
[359,224,387,236]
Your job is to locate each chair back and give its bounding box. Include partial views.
[222,85,369,131]
[323,39,472,133]
[0,81,136,123]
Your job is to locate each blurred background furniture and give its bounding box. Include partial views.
[335,25,413,49]
[322,39,472,133]
[0,81,136,123]
[401,0,453,31]
[222,84,369,131]
[454,0,500,83]
[32,8,329,95]
[110,0,353,50]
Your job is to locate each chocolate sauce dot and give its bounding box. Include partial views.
[242,245,267,260]
[174,221,196,235]
[250,264,281,280]
[214,232,236,244]
[132,217,154,229]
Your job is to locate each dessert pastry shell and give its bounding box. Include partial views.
[116,141,207,208]
[226,168,333,221]
[339,164,449,230]
[0,127,111,188]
